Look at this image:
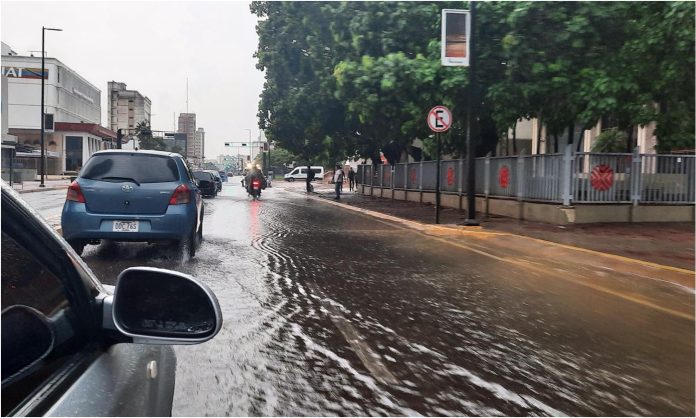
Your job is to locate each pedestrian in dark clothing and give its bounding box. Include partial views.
[306,165,315,193]
[347,167,356,191]
[333,165,344,199]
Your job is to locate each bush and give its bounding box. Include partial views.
[592,128,628,153]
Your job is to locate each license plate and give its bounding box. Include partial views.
[113,220,139,232]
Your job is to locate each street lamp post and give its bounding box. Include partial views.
[40,26,62,187]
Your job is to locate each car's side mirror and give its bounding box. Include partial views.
[2,305,55,382]
[103,267,222,345]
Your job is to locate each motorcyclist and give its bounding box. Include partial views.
[245,165,267,196]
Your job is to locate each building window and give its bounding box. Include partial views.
[65,136,83,172]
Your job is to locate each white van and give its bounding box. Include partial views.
[284,166,324,182]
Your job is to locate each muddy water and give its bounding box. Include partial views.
[80,180,694,416]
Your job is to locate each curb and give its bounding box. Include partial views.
[301,190,695,275]
[16,185,68,194]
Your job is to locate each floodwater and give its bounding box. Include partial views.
[79,178,694,416]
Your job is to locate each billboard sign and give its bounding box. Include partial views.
[441,9,470,67]
[1,67,49,79]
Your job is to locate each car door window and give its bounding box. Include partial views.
[1,231,89,416]
[299,168,306,175]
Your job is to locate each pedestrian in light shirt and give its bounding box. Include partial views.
[333,165,344,199]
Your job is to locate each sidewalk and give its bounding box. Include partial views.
[11,179,71,194]
[288,181,695,271]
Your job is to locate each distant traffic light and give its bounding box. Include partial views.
[117,129,123,149]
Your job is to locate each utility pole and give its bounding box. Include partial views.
[39,26,62,187]
[464,2,479,225]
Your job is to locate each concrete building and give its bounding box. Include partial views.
[496,118,658,156]
[177,112,196,160]
[194,127,205,165]
[1,47,115,175]
[107,81,151,135]
[162,132,187,154]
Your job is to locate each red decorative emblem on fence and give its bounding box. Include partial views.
[447,166,455,186]
[498,165,510,189]
[591,164,614,191]
[409,168,417,185]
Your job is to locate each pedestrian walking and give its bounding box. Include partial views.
[347,167,356,192]
[333,165,344,199]
[306,164,315,193]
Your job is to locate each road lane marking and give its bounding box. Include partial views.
[305,282,399,385]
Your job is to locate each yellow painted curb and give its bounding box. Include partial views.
[307,192,695,275]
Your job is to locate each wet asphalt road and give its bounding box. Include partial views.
[41,179,694,416]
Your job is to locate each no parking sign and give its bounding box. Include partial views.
[427,106,452,133]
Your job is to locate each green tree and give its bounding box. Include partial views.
[253,1,694,161]
[134,120,166,151]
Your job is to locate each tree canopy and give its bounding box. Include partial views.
[253,1,694,163]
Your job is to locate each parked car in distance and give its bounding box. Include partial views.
[2,182,222,416]
[284,166,324,182]
[61,150,204,257]
[193,171,217,197]
[218,171,228,182]
[205,170,222,192]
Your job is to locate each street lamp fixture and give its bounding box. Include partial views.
[39,26,62,187]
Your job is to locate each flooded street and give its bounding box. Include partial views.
[78,179,694,416]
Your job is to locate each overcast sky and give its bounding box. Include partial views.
[1,0,265,159]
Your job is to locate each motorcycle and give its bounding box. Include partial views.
[249,178,262,199]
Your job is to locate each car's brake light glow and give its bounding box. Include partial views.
[66,181,86,203]
[169,184,191,205]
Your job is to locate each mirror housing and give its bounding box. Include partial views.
[2,305,55,382]
[103,267,222,345]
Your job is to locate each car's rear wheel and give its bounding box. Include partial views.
[287,178,295,182]
[178,225,197,258]
[67,239,85,256]
[197,215,204,243]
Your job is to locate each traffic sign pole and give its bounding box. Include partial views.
[435,132,441,224]
[427,105,451,224]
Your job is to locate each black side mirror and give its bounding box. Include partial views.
[1,305,55,382]
[105,267,222,344]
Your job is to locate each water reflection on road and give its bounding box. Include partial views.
[81,180,695,416]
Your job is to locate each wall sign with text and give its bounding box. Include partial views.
[1,67,49,79]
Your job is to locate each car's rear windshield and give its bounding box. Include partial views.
[193,172,211,180]
[81,154,180,183]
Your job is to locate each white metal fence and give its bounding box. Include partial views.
[357,145,695,205]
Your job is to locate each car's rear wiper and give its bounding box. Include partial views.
[98,176,140,186]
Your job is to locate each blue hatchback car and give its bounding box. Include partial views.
[61,150,204,257]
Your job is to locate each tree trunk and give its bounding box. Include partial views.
[576,127,585,152]
[626,127,634,152]
[536,113,543,154]
[505,130,509,156]
[567,122,575,149]
[553,133,559,153]
[512,122,518,154]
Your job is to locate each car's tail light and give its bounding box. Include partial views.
[66,181,86,203]
[169,184,191,205]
